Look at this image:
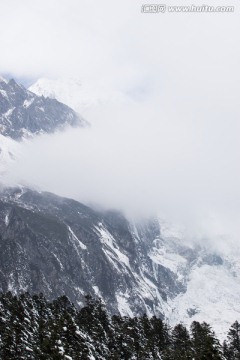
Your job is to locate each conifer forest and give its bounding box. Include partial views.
[0,292,239,359]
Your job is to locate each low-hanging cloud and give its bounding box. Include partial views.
[4,93,240,253]
[1,0,240,253]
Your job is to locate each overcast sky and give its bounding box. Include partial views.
[1,0,240,252]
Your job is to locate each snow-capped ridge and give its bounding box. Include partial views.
[29,77,133,114]
[0,77,86,140]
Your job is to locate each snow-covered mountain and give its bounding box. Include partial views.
[0,185,239,339]
[0,75,239,340]
[29,77,131,114]
[0,75,87,180]
[169,251,240,340]
[0,76,86,140]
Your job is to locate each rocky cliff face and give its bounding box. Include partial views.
[0,187,176,317]
[1,186,239,340]
[0,76,86,140]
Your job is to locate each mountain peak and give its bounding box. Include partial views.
[0,77,87,140]
[8,78,16,85]
[29,77,132,114]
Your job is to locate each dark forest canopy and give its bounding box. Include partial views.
[0,292,239,359]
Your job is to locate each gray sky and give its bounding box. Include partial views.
[1,0,240,251]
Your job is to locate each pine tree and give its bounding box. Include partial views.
[150,315,170,353]
[191,321,223,359]
[122,316,141,359]
[168,323,193,359]
[224,321,240,359]
[111,314,127,359]
[139,313,155,358]
[30,293,54,359]
[77,295,111,359]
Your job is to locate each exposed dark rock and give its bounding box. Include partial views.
[0,77,86,140]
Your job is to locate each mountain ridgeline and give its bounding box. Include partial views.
[0,76,86,140]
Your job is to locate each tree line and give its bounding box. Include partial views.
[0,292,239,359]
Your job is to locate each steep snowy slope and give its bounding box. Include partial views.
[0,186,239,339]
[29,78,131,114]
[168,252,240,340]
[0,187,172,318]
[148,223,240,339]
[0,76,86,139]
